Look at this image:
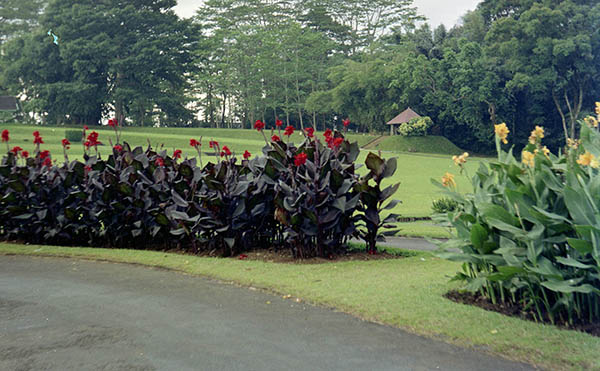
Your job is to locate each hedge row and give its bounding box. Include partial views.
[0,128,400,258]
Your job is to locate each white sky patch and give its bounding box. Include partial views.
[174,0,481,28]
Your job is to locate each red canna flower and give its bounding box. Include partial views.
[343,118,350,127]
[323,129,333,139]
[84,141,91,149]
[284,126,294,136]
[10,146,22,155]
[238,254,248,260]
[294,152,308,166]
[21,150,29,158]
[113,144,123,152]
[173,149,182,159]
[87,131,100,145]
[222,145,232,156]
[42,157,52,167]
[275,119,283,127]
[209,140,218,148]
[62,138,71,149]
[83,125,89,130]
[305,127,314,138]
[254,120,265,131]
[107,118,118,128]
[271,135,280,142]
[33,131,44,144]
[155,157,164,167]
[220,151,225,157]
[39,150,50,160]
[333,137,344,148]
[1,129,9,142]
[243,150,251,160]
[190,138,200,148]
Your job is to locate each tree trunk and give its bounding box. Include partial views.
[221,92,227,129]
[552,91,570,142]
[207,83,214,128]
[115,72,126,126]
[564,85,584,140]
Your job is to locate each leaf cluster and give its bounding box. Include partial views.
[434,121,600,326]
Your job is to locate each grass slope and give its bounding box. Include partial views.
[366,135,464,155]
[1,243,597,370]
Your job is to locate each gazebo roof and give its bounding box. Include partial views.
[386,107,421,125]
[0,96,18,111]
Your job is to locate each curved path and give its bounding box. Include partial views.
[0,256,533,371]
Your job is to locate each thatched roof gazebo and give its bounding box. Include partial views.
[386,107,421,136]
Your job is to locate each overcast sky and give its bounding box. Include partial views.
[173,0,481,28]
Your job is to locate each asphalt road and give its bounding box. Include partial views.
[0,256,534,371]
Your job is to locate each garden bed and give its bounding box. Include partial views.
[160,244,411,264]
[445,290,600,338]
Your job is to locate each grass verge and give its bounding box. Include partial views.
[367,135,463,155]
[1,243,598,370]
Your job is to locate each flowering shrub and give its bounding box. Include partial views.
[397,116,433,137]
[0,128,400,258]
[433,108,600,326]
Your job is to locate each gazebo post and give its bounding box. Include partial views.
[390,124,393,136]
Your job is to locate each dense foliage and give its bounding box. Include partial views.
[434,109,600,326]
[397,116,433,137]
[0,127,399,258]
[0,0,197,126]
[2,0,599,152]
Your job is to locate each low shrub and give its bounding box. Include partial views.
[431,197,459,214]
[398,116,433,137]
[0,126,400,258]
[433,112,600,326]
[65,129,83,142]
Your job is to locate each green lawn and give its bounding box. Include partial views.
[0,123,481,219]
[396,221,453,239]
[1,243,597,370]
[366,135,464,155]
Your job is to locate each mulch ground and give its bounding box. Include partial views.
[445,290,600,338]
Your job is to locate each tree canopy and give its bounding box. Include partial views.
[1,0,599,151]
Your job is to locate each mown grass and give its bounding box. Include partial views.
[367,135,464,155]
[1,243,597,370]
[396,221,453,239]
[0,123,481,218]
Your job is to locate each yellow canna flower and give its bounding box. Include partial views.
[541,146,550,158]
[528,126,545,144]
[522,151,535,167]
[441,172,456,188]
[577,152,600,169]
[595,102,600,116]
[452,152,469,166]
[494,123,509,144]
[567,138,580,149]
[584,116,599,128]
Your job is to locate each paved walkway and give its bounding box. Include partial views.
[0,256,533,370]
[378,236,440,252]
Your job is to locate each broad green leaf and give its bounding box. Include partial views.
[470,224,487,252]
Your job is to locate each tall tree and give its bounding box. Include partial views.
[486,0,600,141]
[1,0,197,126]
